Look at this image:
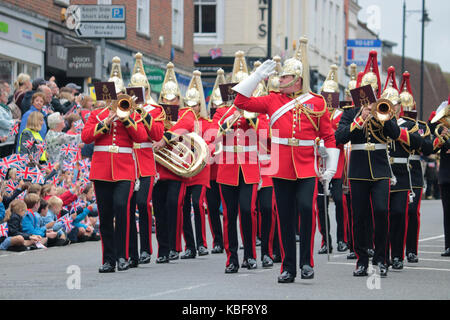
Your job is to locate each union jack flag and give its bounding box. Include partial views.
[8,122,19,136]
[73,120,84,134]
[60,144,79,162]
[57,214,74,233]
[62,160,74,172]
[78,159,91,175]
[23,138,35,150]
[5,180,18,196]
[42,161,57,172]
[49,174,59,186]
[0,223,8,237]
[0,154,28,170]
[70,199,86,214]
[16,165,45,184]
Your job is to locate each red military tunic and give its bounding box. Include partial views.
[157,107,197,182]
[186,116,211,188]
[234,91,337,180]
[257,114,273,188]
[211,105,261,186]
[330,109,345,179]
[133,104,165,177]
[81,107,149,181]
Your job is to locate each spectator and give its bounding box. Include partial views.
[66,83,81,96]
[0,80,12,104]
[20,78,46,114]
[13,73,32,114]
[27,183,42,195]
[0,199,41,251]
[78,94,94,123]
[17,111,47,163]
[18,92,48,144]
[47,80,63,114]
[22,193,55,246]
[0,83,17,157]
[58,90,76,115]
[45,112,82,164]
[41,183,80,208]
[40,196,69,246]
[36,85,53,116]
[2,179,29,209]
[65,113,81,135]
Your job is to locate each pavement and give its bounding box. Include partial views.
[0,199,449,301]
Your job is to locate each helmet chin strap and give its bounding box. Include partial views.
[279,74,301,89]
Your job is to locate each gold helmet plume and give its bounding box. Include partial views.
[267,55,282,92]
[208,68,226,111]
[321,64,339,93]
[129,52,157,105]
[346,63,358,97]
[231,51,249,83]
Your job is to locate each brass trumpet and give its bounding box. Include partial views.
[360,98,395,127]
[111,93,143,120]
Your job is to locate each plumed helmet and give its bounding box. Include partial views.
[159,62,182,104]
[108,56,125,94]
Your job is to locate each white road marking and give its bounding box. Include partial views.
[134,283,212,299]
[328,261,450,272]
[419,234,444,242]
[417,258,450,262]
[418,251,446,254]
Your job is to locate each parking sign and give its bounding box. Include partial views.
[346,39,382,67]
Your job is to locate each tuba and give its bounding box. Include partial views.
[154,132,209,178]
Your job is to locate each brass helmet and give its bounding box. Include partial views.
[208,68,226,111]
[129,52,158,105]
[231,51,249,83]
[267,55,282,92]
[399,71,415,111]
[158,62,182,104]
[251,61,268,97]
[345,63,358,97]
[361,51,381,97]
[430,98,450,126]
[108,56,125,93]
[321,64,339,93]
[381,66,400,106]
[279,36,310,92]
[184,70,208,118]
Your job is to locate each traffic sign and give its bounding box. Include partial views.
[74,22,126,39]
[66,5,126,22]
[346,39,382,66]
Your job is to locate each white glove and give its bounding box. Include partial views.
[320,148,340,184]
[232,59,277,97]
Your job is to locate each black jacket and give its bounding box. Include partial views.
[7,213,32,240]
[335,106,401,181]
[409,120,433,188]
[20,90,35,114]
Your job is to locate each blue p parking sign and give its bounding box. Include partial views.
[112,8,124,19]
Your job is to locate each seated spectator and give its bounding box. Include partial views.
[0,199,41,251]
[27,183,42,195]
[17,111,47,163]
[2,179,29,209]
[41,183,80,209]
[42,196,69,245]
[13,73,32,116]
[45,112,81,164]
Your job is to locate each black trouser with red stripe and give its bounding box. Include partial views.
[272,177,318,277]
[345,192,354,252]
[317,178,347,247]
[93,180,134,265]
[206,180,224,249]
[389,190,410,260]
[406,188,422,256]
[182,185,208,251]
[152,179,185,258]
[219,172,257,267]
[257,186,277,260]
[129,176,155,260]
[350,179,390,268]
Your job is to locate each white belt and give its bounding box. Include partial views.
[223,145,257,153]
[258,154,271,161]
[272,136,315,147]
[94,145,133,154]
[351,143,387,151]
[409,155,421,161]
[390,157,408,164]
[133,142,153,149]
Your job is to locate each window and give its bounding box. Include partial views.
[137,0,150,36]
[194,0,217,34]
[172,0,184,47]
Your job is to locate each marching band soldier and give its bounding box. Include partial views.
[152,62,189,263]
[127,53,165,266]
[429,96,450,257]
[251,61,276,268]
[81,58,149,273]
[399,72,433,263]
[180,71,210,259]
[383,67,423,270]
[317,65,348,255]
[233,37,339,283]
[212,51,263,274]
[335,51,414,277]
[205,69,226,254]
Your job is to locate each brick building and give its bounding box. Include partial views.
[0,0,194,98]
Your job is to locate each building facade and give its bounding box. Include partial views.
[0,0,194,97]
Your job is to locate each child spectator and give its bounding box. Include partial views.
[27,183,42,195]
[41,182,79,210]
[45,196,69,246]
[65,113,81,135]
[1,199,41,251]
[22,193,53,247]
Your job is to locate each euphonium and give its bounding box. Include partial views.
[154,132,209,178]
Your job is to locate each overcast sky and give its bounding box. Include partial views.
[357,0,450,73]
